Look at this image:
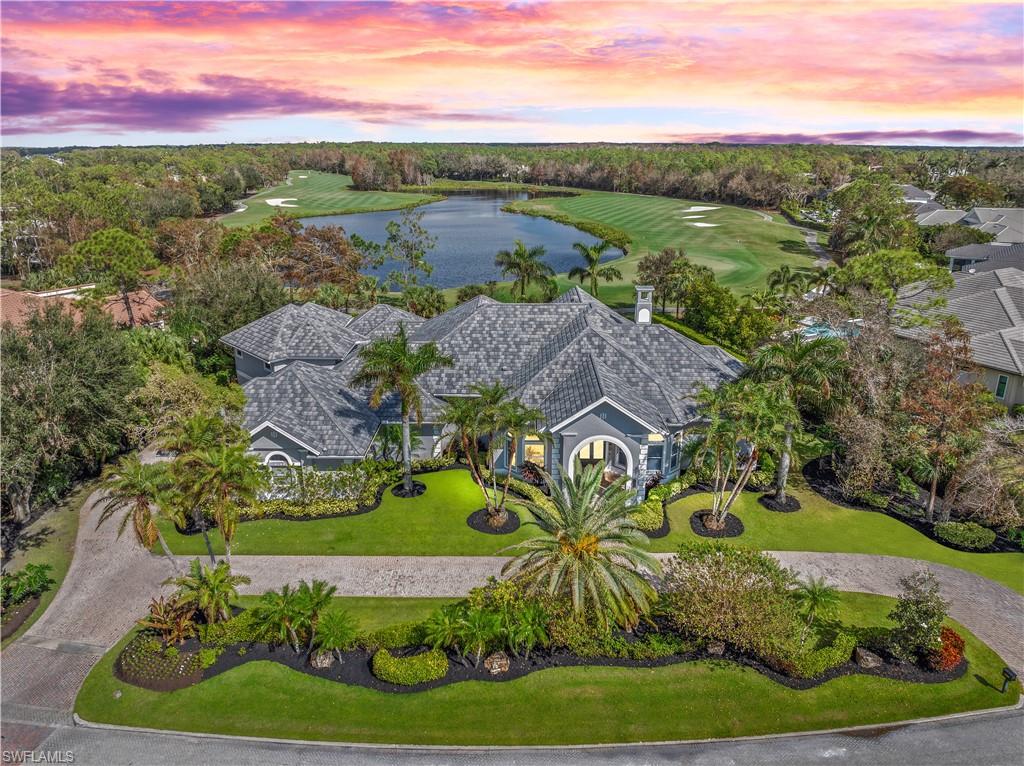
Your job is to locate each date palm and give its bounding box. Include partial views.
[165,558,250,625]
[509,602,550,660]
[568,241,621,298]
[314,609,359,663]
[495,239,553,300]
[97,455,180,573]
[502,462,659,629]
[352,324,453,495]
[748,335,847,504]
[253,583,303,652]
[180,444,266,565]
[792,576,841,646]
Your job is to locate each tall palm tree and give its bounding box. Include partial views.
[180,444,266,565]
[165,558,250,625]
[766,265,809,300]
[502,462,660,629]
[97,456,181,573]
[495,239,553,300]
[743,287,784,315]
[748,336,847,504]
[352,324,453,495]
[568,241,622,298]
[440,382,546,528]
[792,575,841,646]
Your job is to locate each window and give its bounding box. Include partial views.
[671,431,683,469]
[523,434,546,468]
[995,375,1009,400]
[646,433,664,471]
[578,441,605,460]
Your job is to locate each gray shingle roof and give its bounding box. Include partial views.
[348,304,424,339]
[243,362,380,457]
[895,268,1024,375]
[221,303,363,363]
[947,243,1024,272]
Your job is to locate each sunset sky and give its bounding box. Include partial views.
[2,0,1022,147]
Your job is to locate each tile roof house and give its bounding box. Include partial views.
[895,267,1024,408]
[1,287,164,329]
[221,286,742,496]
[946,243,1024,274]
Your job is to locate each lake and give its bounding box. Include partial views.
[300,191,622,288]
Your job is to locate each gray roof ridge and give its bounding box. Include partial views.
[281,363,372,453]
[508,310,593,391]
[994,287,1023,327]
[412,294,494,342]
[997,328,1024,374]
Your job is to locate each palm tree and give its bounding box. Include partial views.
[568,241,622,298]
[748,336,847,504]
[180,444,266,565]
[253,583,303,652]
[165,558,250,625]
[297,579,337,652]
[743,288,784,315]
[509,602,550,660]
[440,382,546,528]
[502,462,660,629]
[352,324,453,495]
[424,604,466,664]
[494,239,554,300]
[314,609,359,663]
[792,576,841,646]
[97,456,180,573]
[458,607,502,667]
[159,411,226,454]
[766,265,808,300]
[690,380,798,526]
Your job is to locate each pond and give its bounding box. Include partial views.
[300,191,622,288]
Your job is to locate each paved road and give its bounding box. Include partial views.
[2,484,1022,765]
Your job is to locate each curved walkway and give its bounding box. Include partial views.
[2,485,1022,764]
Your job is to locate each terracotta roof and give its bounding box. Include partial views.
[102,290,165,327]
[0,288,79,328]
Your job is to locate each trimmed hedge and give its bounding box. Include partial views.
[371,648,448,685]
[629,497,665,532]
[934,521,996,551]
[198,609,262,647]
[411,455,456,473]
[245,498,360,519]
[358,621,426,651]
[792,631,857,678]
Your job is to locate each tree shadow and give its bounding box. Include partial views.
[780,241,819,256]
[13,525,54,553]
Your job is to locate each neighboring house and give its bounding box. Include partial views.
[0,285,164,329]
[895,267,1024,408]
[899,184,935,206]
[946,243,1024,274]
[221,287,743,499]
[903,186,1024,243]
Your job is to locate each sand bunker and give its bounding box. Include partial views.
[298,175,308,178]
[689,222,720,227]
[681,215,705,219]
[266,198,298,208]
[681,205,720,212]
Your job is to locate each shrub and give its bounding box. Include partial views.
[853,490,889,510]
[198,609,261,647]
[198,647,222,669]
[792,631,857,678]
[1,563,55,608]
[244,498,359,520]
[934,521,996,551]
[629,497,664,532]
[357,621,426,651]
[371,648,448,685]
[117,632,202,686]
[518,460,544,484]
[929,626,965,671]
[896,473,920,498]
[888,570,948,662]
[599,631,693,660]
[481,467,554,512]
[256,461,400,514]
[411,455,456,473]
[645,471,664,491]
[661,542,801,664]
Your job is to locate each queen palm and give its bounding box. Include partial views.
[352,324,453,495]
[568,241,622,298]
[495,239,553,300]
[502,462,659,629]
[792,576,841,646]
[97,456,180,573]
[748,335,847,504]
[180,443,266,565]
[165,558,250,625]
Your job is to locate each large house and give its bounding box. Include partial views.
[896,267,1024,408]
[898,186,1024,244]
[221,287,742,499]
[946,243,1024,274]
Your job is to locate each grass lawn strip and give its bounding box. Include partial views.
[219,171,441,229]
[157,469,536,557]
[1,480,93,648]
[75,593,1019,746]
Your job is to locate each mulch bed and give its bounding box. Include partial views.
[466,509,522,535]
[1,596,40,640]
[801,456,1017,554]
[138,637,966,696]
[391,480,427,498]
[690,511,745,538]
[758,494,802,513]
[113,649,203,692]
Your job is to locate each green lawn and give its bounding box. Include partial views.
[75,592,1019,745]
[657,486,1024,596]
[219,171,440,229]
[234,595,456,631]
[504,190,816,301]
[158,469,536,557]
[2,481,93,648]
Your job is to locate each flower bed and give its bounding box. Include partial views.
[114,633,203,692]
